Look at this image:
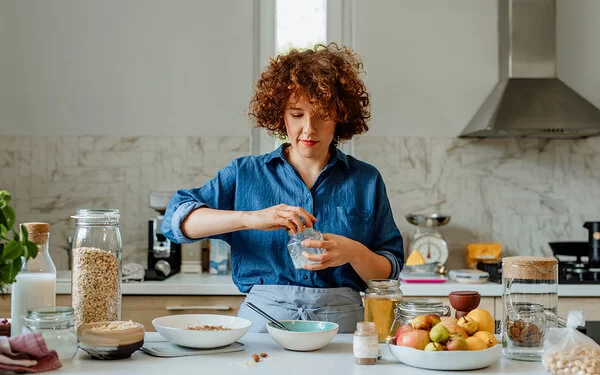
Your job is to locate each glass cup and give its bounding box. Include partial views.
[287,228,325,269]
[505,302,547,348]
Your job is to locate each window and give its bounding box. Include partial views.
[252,0,354,155]
[276,0,327,53]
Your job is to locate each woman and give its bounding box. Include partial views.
[161,43,403,333]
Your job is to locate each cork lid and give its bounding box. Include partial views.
[20,222,50,245]
[502,256,558,280]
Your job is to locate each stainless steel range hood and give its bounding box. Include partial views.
[459,0,600,139]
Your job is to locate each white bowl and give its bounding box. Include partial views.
[387,343,502,370]
[152,314,252,349]
[266,320,339,351]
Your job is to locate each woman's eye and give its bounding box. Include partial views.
[290,113,303,118]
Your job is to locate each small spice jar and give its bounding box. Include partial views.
[353,321,378,365]
[24,307,78,361]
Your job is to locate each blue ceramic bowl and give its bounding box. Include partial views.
[266,320,339,351]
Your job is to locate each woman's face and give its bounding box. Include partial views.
[284,97,336,160]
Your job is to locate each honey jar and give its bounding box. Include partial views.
[363,279,403,343]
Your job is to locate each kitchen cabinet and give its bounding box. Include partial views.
[0,295,244,332]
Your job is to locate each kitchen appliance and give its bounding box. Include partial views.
[549,221,600,284]
[405,213,450,266]
[459,0,600,139]
[146,192,181,281]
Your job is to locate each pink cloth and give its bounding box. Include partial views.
[0,333,61,373]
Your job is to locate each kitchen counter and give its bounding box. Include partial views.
[49,271,600,297]
[58,332,546,375]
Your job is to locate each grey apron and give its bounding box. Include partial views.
[237,285,364,333]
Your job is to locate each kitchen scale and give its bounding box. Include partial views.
[405,213,450,266]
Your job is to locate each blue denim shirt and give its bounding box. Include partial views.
[161,144,404,293]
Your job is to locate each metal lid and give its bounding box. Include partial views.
[71,209,120,226]
[24,307,75,329]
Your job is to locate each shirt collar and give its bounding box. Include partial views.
[265,143,350,170]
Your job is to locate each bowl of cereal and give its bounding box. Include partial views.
[78,320,145,360]
[152,314,252,349]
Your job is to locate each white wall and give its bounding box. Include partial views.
[353,0,499,136]
[0,0,255,136]
[557,0,600,107]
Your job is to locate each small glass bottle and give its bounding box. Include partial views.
[363,279,403,343]
[11,222,56,337]
[71,209,122,329]
[353,321,378,365]
[24,307,78,361]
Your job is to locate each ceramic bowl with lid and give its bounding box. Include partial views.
[78,320,145,360]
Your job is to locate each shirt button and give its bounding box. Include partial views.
[306,194,310,198]
[303,275,308,280]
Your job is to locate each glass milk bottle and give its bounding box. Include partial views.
[11,223,57,336]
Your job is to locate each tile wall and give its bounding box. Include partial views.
[1,135,599,270]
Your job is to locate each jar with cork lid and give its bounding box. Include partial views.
[502,256,558,361]
[11,222,56,336]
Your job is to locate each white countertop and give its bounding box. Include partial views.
[50,271,600,297]
[58,332,545,375]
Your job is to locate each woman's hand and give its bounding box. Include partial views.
[243,204,317,234]
[299,233,363,270]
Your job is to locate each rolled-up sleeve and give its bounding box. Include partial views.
[372,173,404,279]
[161,161,237,244]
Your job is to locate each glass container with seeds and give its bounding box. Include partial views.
[501,256,558,362]
[71,209,122,329]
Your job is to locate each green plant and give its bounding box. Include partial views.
[0,190,38,294]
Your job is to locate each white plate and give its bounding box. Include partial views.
[387,344,501,370]
[152,314,252,349]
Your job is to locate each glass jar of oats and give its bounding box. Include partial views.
[71,209,122,329]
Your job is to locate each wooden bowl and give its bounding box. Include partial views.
[78,321,145,360]
[448,291,481,317]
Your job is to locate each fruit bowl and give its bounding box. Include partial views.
[387,343,501,370]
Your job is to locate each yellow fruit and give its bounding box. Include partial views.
[406,250,426,266]
[472,331,499,348]
[466,308,495,334]
[466,336,488,351]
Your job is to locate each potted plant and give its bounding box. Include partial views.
[0,190,38,294]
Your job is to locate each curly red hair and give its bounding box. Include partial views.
[249,43,370,146]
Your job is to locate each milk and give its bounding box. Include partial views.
[11,272,56,336]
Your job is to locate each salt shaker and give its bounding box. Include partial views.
[353,321,378,365]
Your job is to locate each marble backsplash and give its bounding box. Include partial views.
[1,135,599,270]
